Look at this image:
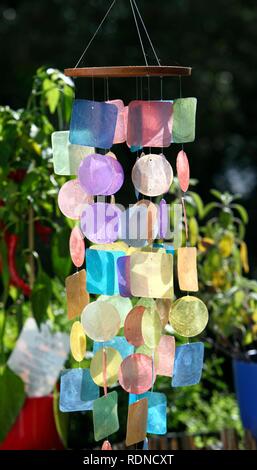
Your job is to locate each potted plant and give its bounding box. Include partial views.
[193,189,257,439]
[0,67,74,449]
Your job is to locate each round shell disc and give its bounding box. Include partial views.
[69,226,85,267]
[124,306,145,347]
[97,295,133,327]
[70,321,86,362]
[90,347,122,387]
[131,154,173,197]
[176,150,190,193]
[169,296,208,337]
[142,307,162,349]
[118,353,155,394]
[57,179,93,220]
[78,153,124,196]
[81,301,120,341]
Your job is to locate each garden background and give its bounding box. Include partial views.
[0,0,257,450]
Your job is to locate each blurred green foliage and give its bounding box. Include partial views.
[0,68,75,443]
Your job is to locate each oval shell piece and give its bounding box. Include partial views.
[69,226,85,267]
[176,150,190,192]
[101,440,112,450]
[70,321,86,362]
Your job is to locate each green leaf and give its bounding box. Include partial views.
[203,202,219,218]
[43,79,60,114]
[0,367,26,443]
[231,204,249,224]
[237,221,245,240]
[53,386,69,447]
[31,270,52,327]
[63,85,74,124]
[51,229,72,281]
[210,189,223,201]
[0,239,10,294]
[188,191,204,218]
[218,209,233,228]
[189,217,199,246]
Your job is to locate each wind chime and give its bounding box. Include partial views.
[52,0,208,449]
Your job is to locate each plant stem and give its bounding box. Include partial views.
[28,205,35,289]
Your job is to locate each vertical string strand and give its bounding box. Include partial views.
[102,348,108,397]
[178,75,189,243]
[160,76,164,156]
[129,0,148,66]
[74,0,117,68]
[132,0,161,66]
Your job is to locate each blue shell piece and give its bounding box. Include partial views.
[93,336,134,360]
[172,342,204,387]
[69,99,118,148]
[129,391,167,435]
[86,249,125,295]
[60,368,99,412]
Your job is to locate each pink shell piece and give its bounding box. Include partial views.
[155,335,175,377]
[69,226,85,267]
[124,306,145,347]
[107,100,126,144]
[118,353,155,394]
[101,440,112,450]
[57,179,93,220]
[127,100,173,148]
[176,150,190,192]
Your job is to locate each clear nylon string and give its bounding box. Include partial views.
[74,0,117,68]
[132,0,161,66]
[129,0,148,66]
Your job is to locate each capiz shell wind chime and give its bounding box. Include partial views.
[53,0,208,449]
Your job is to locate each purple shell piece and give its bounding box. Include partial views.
[105,157,124,196]
[78,153,124,196]
[117,256,131,297]
[80,202,122,244]
[159,198,168,239]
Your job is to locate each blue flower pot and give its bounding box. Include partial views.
[233,358,257,438]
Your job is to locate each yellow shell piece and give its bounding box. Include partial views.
[90,347,122,387]
[81,301,120,342]
[90,241,129,252]
[70,321,86,362]
[169,296,208,337]
[130,251,173,299]
[155,299,171,327]
[142,307,162,349]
